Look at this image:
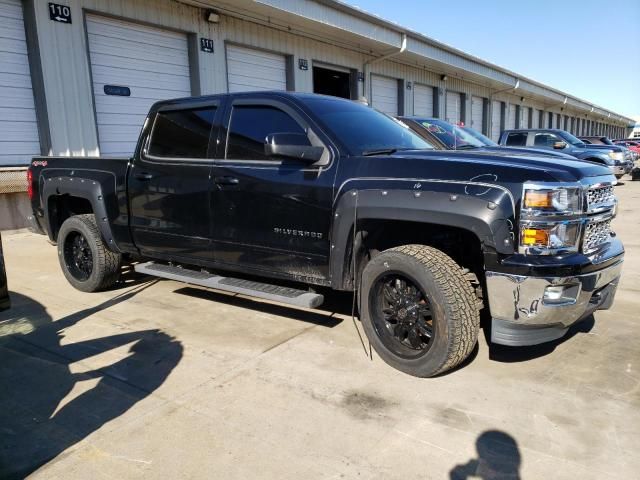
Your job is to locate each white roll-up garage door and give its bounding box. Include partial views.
[521,107,529,129]
[471,96,484,132]
[445,91,461,124]
[227,44,287,93]
[507,104,517,129]
[371,75,398,116]
[0,0,40,165]
[413,84,433,117]
[86,15,191,157]
[491,101,501,141]
[532,109,539,129]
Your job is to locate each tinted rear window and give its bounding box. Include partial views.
[148,107,216,158]
[505,132,527,146]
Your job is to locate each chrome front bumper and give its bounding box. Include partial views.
[611,165,625,175]
[486,259,623,346]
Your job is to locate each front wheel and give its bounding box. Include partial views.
[359,245,479,377]
[57,214,122,292]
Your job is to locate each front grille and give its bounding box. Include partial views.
[583,218,612,252]
[586,185,615,212]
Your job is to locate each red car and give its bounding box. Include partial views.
[614,140,640,157]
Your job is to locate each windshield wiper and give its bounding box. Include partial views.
[453,144,477,150]
[361,148,398,156]
[361,147,418,156]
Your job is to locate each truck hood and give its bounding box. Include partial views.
[575,144,617,154]
[386,149,613,183]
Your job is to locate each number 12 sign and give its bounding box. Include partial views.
[49,3,72,24]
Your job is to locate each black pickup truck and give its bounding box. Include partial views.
[27,92,624,377]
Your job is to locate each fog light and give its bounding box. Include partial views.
[543,285,579,305]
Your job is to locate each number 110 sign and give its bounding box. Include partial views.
[49,3,72,24]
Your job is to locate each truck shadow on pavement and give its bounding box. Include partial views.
[0,284,183,480]
[450,430,521,479]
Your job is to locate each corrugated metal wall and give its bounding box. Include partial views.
[27,0,629,158]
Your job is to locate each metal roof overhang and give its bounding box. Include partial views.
[183,0,634,125]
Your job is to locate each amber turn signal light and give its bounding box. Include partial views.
[522,228,549,246]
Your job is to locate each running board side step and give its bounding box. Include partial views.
[134,262,324,309]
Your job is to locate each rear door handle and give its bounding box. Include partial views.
[135,172,154,181]
[214,176,239,185]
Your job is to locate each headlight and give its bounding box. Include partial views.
[519,184,584,255]
[609,151,624,162]
[520,222,580,251]
[522,187,581,215]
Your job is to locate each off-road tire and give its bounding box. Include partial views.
[360,244,479,377]
[57,214,121,292]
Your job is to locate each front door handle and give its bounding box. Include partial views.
[135,172,154,181]
[214,176,239,185]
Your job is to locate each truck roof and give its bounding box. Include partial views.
[151,91,352,109]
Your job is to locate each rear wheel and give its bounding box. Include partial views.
[57,214,121,292]
[360,245,479,377]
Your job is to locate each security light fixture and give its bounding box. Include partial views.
[441,74,448,81]
[206,10,220,23]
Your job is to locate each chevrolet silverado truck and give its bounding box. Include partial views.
[0,232,9,311]
[499,129,627,179]
[27,92,624,377]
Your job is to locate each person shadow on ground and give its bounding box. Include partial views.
[0,283,183,479]
[450,430,521,480]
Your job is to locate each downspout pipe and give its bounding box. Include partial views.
[363,33,407,103]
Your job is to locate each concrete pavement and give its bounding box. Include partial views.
[1,181,639,479]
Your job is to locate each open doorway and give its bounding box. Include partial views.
[313,65,352,99]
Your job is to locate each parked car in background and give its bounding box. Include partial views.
[0,232,9,311]
[579,136,617,146]
[580,136,634,171]
[499,129,627,178]
[614,140,640,160]
[398,117,576,159]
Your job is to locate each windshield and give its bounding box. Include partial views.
[301,98,433,155]
[601,138,614,145]
[559,131,586,146]
[412,118,486,149]
[461,127,498,146]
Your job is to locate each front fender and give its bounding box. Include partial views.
[330,179,516,289]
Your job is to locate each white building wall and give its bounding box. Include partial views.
[26,0,630,158]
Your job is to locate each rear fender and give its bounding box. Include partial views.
[41,170,121,252]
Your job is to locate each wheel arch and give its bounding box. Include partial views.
[42,175,121,253]
[330,186,515,290]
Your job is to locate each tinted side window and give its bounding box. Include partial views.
[534,133,559,148]
[148,107,216,158]
[505,132,527,146]
[226,105,307,161]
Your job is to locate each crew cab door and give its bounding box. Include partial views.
[211,96,337,283]
[128,101,220,262]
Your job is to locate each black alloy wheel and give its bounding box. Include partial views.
[371,273,434,358]
[63,231,94,281]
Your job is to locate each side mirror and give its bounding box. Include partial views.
[264,133,325,163]
[553,141,568,150]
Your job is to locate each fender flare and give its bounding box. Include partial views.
[329,180,516,290]
[41,171,121,253]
